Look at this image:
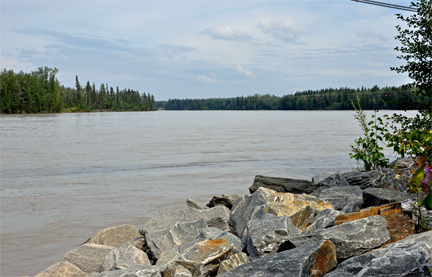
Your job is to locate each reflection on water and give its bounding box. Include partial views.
[0,110,412,276]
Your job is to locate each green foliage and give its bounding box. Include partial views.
[349,94,389,171]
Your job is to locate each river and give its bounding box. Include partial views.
[0,110,408,276]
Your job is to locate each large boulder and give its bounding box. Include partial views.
[99,243,150,272]
[145,219,207,260]
[229,187,333,238]
[87,225,141,247]
[96,264,161,277]
[159,238,233,277]
[186,199,206,210]
[401,199,432,229]
[311,186,363,210]
[303,209,343,234]
[219,240,337,277]
[245,213,302,260]
[317,173,349,187]
[323,241,432,277]
[140,206,230,234]
[173,265,192,277]
[62,243,114,274]
[363,188,411,208]
[35,261,86,277]
[389,157,415,169]
[206,194,241,210]
[283,215,390,261]
[250,175,318,194]
[197,227,243,255]
[216,253,249,276]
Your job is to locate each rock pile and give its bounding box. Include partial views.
[34,162,432,277]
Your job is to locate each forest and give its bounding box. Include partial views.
[0,67,155,114]
[157,86,430,111]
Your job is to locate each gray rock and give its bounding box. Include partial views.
[312,174,332,184]
[303,209,343,234]
[197,227,243,255]
[250,175,318,194]
[284,215,390,261]
[311,186,363,210]
[34,261,86,277]
[318,173,350,187]
[245,213,302,260]
[401,199,432,229]
[219,240,338,277]
[217,253,249,275]
[140,206,230,234]
[99,243,150,272]
[340,201,363,213]
[87,225,141,247]
[363,188,411,208]
[173,265,192,277]
[389,157,415,169]
[206,216,230,232]
[128,236,146,251]
[207,194,240,209]
[340,171,372,188]
[96,264,161,277]
[386,230,432,246]
[323,241,432,277]
[145,219,207,260]
[400,260,432,277]
[186,199,206,210]
[62,243,114,274]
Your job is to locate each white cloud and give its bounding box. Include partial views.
[257,19,304,42]
[235,65,256,79]
[200,25,252,41]
[355,31,389,42]
[197,74,217,83]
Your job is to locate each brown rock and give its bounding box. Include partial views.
[87,225,141,246]
[217,252,249,275]
[35,261,86,277]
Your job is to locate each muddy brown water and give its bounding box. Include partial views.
[1,110,408,276]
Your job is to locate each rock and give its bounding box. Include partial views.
[197,227,243,255]
[186,199,206,210]
[340,201,363,214]
[245,213,302,260]
[310,186,363,210]
[335,202,415,245]
[206,217,230,232]
[128,236,146,251]
[207,194,240,210]
[140,206,230,234]
[385,230,432,246]
[216,253,249,276]
[317,173,349,187]
[99,243,150,272]
[400,260,432,277]
[160,238,233,277]
[323,241,432,277]
[401,199,432,229]
[219,240,337,277]
[389,157,415,169]
[145,219,207,260]
[173,265,192,277]
[229,187,333,238]
[62,243,114,274]
[363,188,411,208]
[303,209,343,234]
[96,264,161,277]
[250,175,318,194]
[340,171,372,188]
[87,225,141,247]
[34,261,87,277]
[312,174,331,184]
[283,215,390,261]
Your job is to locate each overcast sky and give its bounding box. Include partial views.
[1,0,414,100]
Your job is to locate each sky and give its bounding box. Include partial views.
[1,0,415,100]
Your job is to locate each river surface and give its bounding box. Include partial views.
[0,110,410,276]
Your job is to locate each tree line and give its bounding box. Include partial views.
[157,86,430,111]
[0,67,155,114]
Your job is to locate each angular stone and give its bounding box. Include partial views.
[303,209,343,234]
[62,243,114,274]
[161,238,232,277]
[145,219,207,260]
[197,227,243,255]
[335,202,415,246]
[219,240,337,277]
[34,261,86,277]
[186,199,206,210]
[207,194,240,210]
[173,265,192,277]
[140,206,230,234]
[340,201,363,214]
[250,175,317,194]
[311,186,363,210]
[389,157,415,169]
[96,264,161,277]
[206,216,229,232]
[338,169,411,192]
[230,187,333,238]
[385,230,432,246]
[324,241,432,277]
[99,243,150,272]
[128,236,146,251]
[401,199,432,230]
[317,173,349,187]
[217,253,249,275]
[87,225,141,247]
[312,174,331,185]
[245,213,302,259]
[400,260,432,277]
[363,188,411,208]
[284,216,390,261]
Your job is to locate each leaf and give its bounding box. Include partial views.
[418,155,427,167]
[423,190,432,210]
[395,174,402,179]
[413,165,425,186]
